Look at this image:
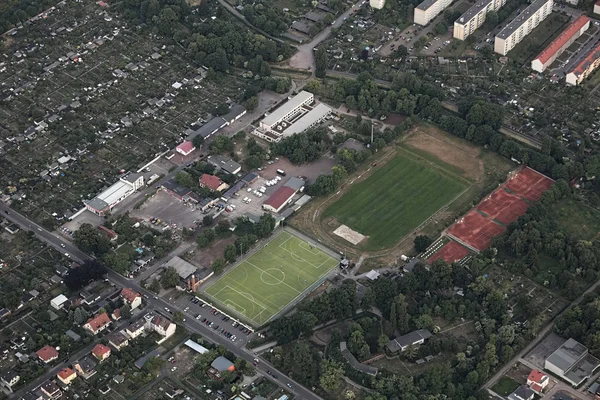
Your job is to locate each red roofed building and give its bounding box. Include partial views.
[567,42,600,85]
[36,345,59,364]
[83,312,111,335]
[112,308,121,320]
[57,368,77,385]
[532,16,590,72]
[92,344,111,361]
[176,141,195,156]
[526,369,549,394]
[120,287,142,309]
[262,186,296,213]
[199,174,229,192]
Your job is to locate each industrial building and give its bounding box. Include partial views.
[531,15,590,72]
[544,338,600,386]
[494,0,553,56]
[414,0,453,26]
[453,0,507,40]
[262,177,305,213]
[566,43,600,85]
[254,91,332,143]
[85,173,144,215]
[370,0,386,8]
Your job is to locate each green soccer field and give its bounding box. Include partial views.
[204,230,339,326]
[323,148,467,250]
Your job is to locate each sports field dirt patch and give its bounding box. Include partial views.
[403,124,484,181]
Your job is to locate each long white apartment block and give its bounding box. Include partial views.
[414,0,453,26]
[453,0,507,40]
[494,0,553,56]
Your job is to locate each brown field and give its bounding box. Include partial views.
[289,123,513,266]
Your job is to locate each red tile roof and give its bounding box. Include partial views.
[176,140,195,155]
[570,40,600,77]
[527,369,547,384]
[264,186,296,211]
[199,174,223,191]
[120,287,140,304]
[36,345,59,362]
[85,312,111,333]
[57,368,75,380]
[112,308,121,320]
[92,344,111,358]
[534,16,589,66]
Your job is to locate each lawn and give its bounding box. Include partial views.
[508,13,570,65]
[323,148,467,250]
[491,376,520,396]
[204,230,339,326]
[549,198,600,241]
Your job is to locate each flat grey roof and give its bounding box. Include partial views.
[262,91,313,127]
[496,0,551,39]
[284,177,305,191]
[417,0,441,11]
[281,103,331,136]
[165,256,197,280]
[222,104,246,122]
[564,353,600,386]
[546,338,588,373]
[455,0,494,25]
[187,117,227,140]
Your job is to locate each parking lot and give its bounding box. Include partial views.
[132,190,206,229]
[524,332,566,369]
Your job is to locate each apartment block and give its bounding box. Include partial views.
[494,0,553,56]
[566,44,600,85]
[453,0,507,40]
[531,15,589,72]
[414,0,453,26]
[370,0,386,9]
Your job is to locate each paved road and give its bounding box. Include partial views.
[0,204,322,400]
[289,1,368,71]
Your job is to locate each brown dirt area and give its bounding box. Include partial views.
[403,124,484,182]
[289,123,514,267]
[187,235,237,268]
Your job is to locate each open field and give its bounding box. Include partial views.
[204,230,339,326]
[322,147,467,251]
[550,198,600,241]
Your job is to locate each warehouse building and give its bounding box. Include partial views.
[531,15,590,72]
[494,0,553,55]
[414,0,453,26]
[254,91,332,143]
[262,177,305,213]
[544,338,600,386]
[454,0,507,40]
[85,173,144,215]
[566,43,600,85]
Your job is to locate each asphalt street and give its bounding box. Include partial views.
[0,204,321,400]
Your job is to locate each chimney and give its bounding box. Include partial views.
[191,274,197,291]
[187,278,191,290]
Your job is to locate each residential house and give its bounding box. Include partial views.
[199,174,229,192]
[108,332,129,350]
[40,380,62,399]
[120,288,142,310]
[386,329,432,353]
[146,314,176,343]
[83,312,111,335]
[125,319,146,339]
[73,356,97,379]
[176,141,195,156]
[207,356,236,380]
[508,385,535,400]
[50,294,69,310]
[111,308,121,321]
[36,345,59,364]
[1,370,20,393]
[92,344,111,361]
[527,369,549,394]
[56,368,76,385]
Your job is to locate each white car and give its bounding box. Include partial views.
[171,366,177,372]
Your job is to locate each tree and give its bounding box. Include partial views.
[404,344,418,359]
[394,294,410,334]
[202,215,213,226]
[73,308,89,325]
[210,136,234,154]
[192,135,204,148]
[212,259,226,275]
[173,311,185,325]
[484,11,499,28]
[73,224,111,256]
[64,260,107,290]
[215,103,230,116]
[348,328,370,360]
[394,45,408,57]
[315,47,327,78]
[224,244,237,263]
[319,360,344,392]
[149,278,162,293]
[414,235,433,252]
[120,304,132,320]
[434,22,448,35]
[161,266,180,288]
[378,334,389,351]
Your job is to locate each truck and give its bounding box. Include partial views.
[276,169,286,176]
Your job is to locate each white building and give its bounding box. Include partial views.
[370,0,386,8]
[594,0,600,14]
[50,294,69,310]
[254,91,331,143]
[566,42,600,85]
[120,288,142,310]
[414,0,453,26]
[454,0,507,40]
[494,0,553,56]
[531,15,590,72]
[85,173,144,216]
[145,314,176,344]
